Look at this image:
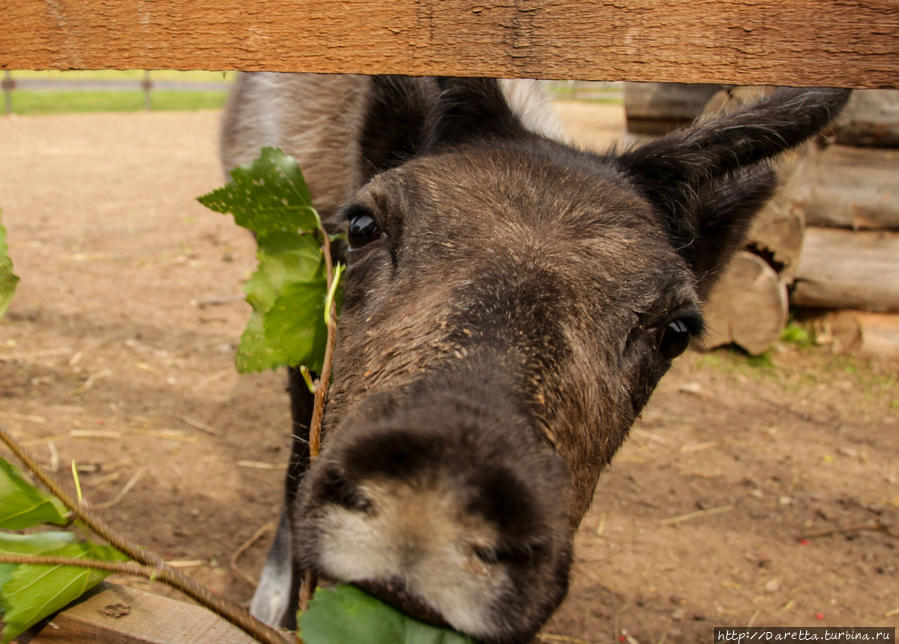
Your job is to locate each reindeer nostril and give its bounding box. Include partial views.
[473,542,547,566]
[473,545,499,565]
[314,466,373,514]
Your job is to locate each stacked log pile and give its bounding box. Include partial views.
[624,84,899,356]
[788,91,899,355]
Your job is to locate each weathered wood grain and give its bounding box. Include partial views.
[698,251,789,355]
[834,89,899,147]
[792,228,899,312]
[22,582,263,644]
[792,145,899,231]
[624,82,722,135]
[803,310,899,358]
[1,1,897,86]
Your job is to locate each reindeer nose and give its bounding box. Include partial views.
[306,426,540,559]
[295,380,574,642]
[297,422,561,638]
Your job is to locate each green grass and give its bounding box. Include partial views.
[7,90,227,115]
[11,70,233,81]
[148,91,228,111]
[4,70,231,115]
[779,321,815,349]
[695,347,777,378]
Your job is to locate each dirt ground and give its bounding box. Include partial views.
[0,104,896,643]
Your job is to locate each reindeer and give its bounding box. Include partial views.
[221,74,849,643]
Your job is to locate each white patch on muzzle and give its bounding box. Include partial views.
[313,478,509,639]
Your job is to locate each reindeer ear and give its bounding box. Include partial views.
[618,87,851,291]
[359,76,436,177]
[359,77,530,178]
[424,77,530,150]
[687,164,777,296]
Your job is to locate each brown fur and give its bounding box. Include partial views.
[222,75,850,642]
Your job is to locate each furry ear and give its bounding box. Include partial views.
[424,77,530,150]
[359,76,436,178]
[618,87,851,287]
[688,163,777,296]
[359,77,530,178]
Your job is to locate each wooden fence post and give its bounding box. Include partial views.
[2,71,12,115]
[142,70,152,111]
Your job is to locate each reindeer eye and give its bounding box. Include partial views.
[347,211,382,249]
[657,319,692,360]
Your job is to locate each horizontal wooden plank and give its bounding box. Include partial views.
[793,145,899,231]
[698,251,789,355]
[22,582,262,644]
[802,310,899,358]
[1,1,898,87]
[792,228,899,312]
[834,89,899,147]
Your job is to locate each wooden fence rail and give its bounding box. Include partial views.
[3,0,898,641]
[2,1,898,88]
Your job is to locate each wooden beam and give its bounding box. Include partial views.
[793,228,899,312]
[794,145,899,231]
[23,582,273,644]
[1,1,897,87]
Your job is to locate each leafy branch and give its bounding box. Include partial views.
[0,554,159,577]
[198,147,348,612]
[197,147,344,375]
[0,423,289,644]
[0,150,477,644]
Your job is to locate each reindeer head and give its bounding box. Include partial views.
[292,79,849,642]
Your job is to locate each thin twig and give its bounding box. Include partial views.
[47,440,59,473]
[192,293,245,308]
[180,415,221,436]
[68,369,112,396]
[0,422,288,644]
[298,228,340,612]
[230,521,276,588]
[797,522,896,541]
[93,468,144,510]
[237,460,288,471]
[308,230,337,461]
[746,607,760,627]
[0,555,158,577]
[0,347,72,361]
[660,504,734,525]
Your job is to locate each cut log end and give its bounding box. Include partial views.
[698,251,789,355]
[798,310,899,358]
[792,228,899,313]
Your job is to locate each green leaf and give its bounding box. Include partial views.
[0,531,79,556]
[299,585,479,644]
[0,538,127,643]
[0,532,80,589]
[245,232,324,312]
[0,208,20,319]
[234,310,285,373]
[197,147,320,235]
[263,280,329,373]
[0,459,69,530]
[198,147,339,374]
[235,232,327,372]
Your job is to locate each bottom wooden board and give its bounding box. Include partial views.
[19,582,263,644]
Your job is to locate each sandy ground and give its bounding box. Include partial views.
[0,105,896,643]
